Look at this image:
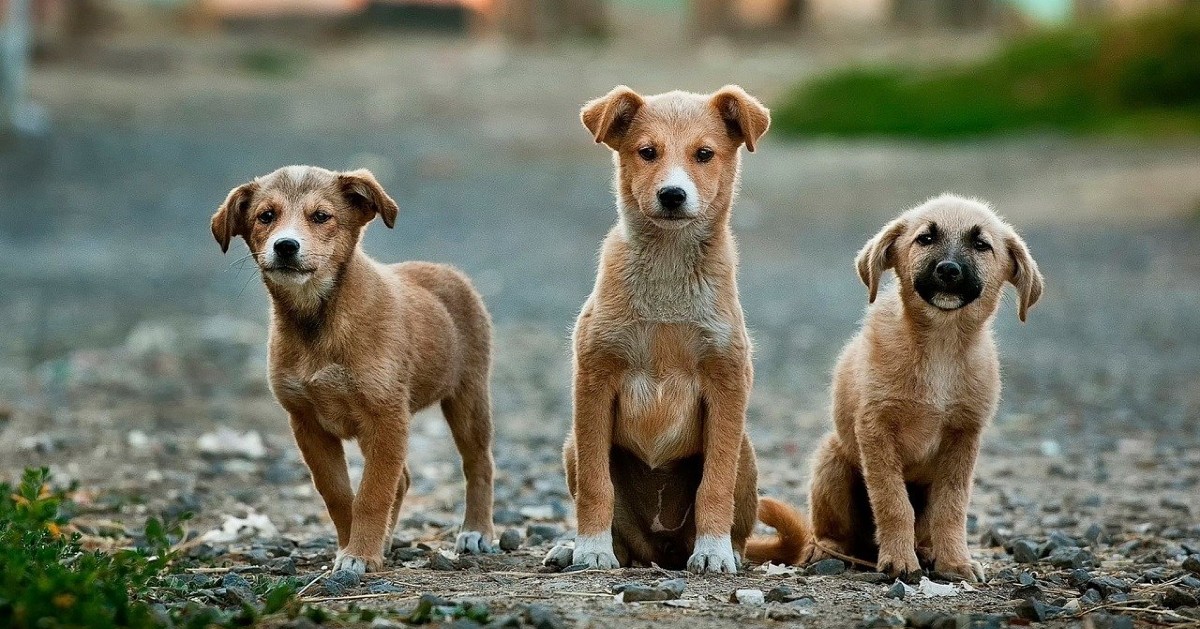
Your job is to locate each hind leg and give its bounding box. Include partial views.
[807,434,869,564]
[442,382,496,554]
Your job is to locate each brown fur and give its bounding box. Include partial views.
[749,194,1044,581]
[547,86,769,573]
[211,166,496,574]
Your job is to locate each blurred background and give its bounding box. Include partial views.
[0,0,1198,540]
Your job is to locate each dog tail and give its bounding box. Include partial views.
[744,497,812,566]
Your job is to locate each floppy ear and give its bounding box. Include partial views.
[581,85,645,149]
[855,218,907,304]
[1005,231,1044,322]
[211,182,258,254]
[710,85,771,152]
[338,169,398,228]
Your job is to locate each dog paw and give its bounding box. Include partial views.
[572,532,620,570]
[876,547,922,582]
[687,535,739,574]
[543,542,576,569]
[455,531,497,555]
[935,559,985,583]
[333,551,383,576]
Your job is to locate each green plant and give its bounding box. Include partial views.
[774,7,1200,138]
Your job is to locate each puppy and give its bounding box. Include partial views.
[544,85,769,573]
[211,166,497,575]
[747,194,1044,581]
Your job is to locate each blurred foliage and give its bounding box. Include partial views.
[0,468,302,629]
[775,8,1200,138]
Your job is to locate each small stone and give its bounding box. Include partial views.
[391,546,426,562]
[1084,523,1106,547]
[526,524,561,541]
[731,589,765,605]
[524,604,565,629]
[1142,567,1170,582]
[766,605,810,621]
[807,558,846,575]
[1068,569,1092,586]
[428,552,458,571]
[1012,539,1040,564]
[1162,586,1199,609]
[1082,588,1103,605]
[1048,547,1093,569]
[366,580,404,595]
[1183,555,1200,576]
[499,528,522,552]
[1011,584,1043,600]
[1181,575,1200,589]
[766,586,804,603]
[1088,612,1135,629]
[615,579,685,603]
[849,572,892,584]
[1018,571,1036,586]
[329,569,361,588]
[905,610,947,629]
[268,557,297,576]
[979,527,1009,549]
[1087,575,1130,596]
[1062,599,1081,614]
[1015,598,1061,622]
[885,581,906,600]
[493,509,525,526]
[561,563,590,573]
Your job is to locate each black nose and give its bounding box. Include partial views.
[935,260,962,282]
[657,186,687,211]
[274,238,300,258]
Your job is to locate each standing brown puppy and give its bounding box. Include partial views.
[211,166,497,575]
[544,86,769,573]
[747,194,1044,581]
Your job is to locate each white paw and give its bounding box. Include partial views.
[574,532,619,569]
[333,551,370,576]
[687,535,739,574]
[455,530,497,555]
[543,542,576,569]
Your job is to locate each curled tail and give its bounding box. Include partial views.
[744,497,812,565]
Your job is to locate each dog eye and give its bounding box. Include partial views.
[637,146,657,161]
[257,210,275,225]
[312,210,332,224]
[916,232,936,245]
[695,147,714,163]
[973,238,992,252]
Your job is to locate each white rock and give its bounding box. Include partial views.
[734,589,765,605]
[197,428,266,459]
[127,430,151,451]
[917,577,960,598]
[203,512,279,542]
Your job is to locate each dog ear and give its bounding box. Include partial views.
[855,218,907,303]
[338,169,398,228]
[710,85,771,152]
[581,85,644,149]
[1005,230,1044,322]
[211,182,258,254]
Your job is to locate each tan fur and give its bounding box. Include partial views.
[211,166,496,574]
[552,86,769,573]
[752,194,1044,581]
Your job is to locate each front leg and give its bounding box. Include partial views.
[925,428,984,582]
[336,405,409,575]
[689,357,749,574]
[290,411,354,549]
[553,364,620,570]
[857,410,921,579]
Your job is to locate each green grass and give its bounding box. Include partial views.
[773,8,1200,138]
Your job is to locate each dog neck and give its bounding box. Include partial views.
[616,199,735,323]
[265,250,373,344]
[877,285,993,356]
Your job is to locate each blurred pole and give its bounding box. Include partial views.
[1,0,31,136]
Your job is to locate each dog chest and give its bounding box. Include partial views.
[613,324,706,469]
[273,364,364,440]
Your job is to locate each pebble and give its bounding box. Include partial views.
[1011,584,1043,600]
[979,527,1009,548]
[268,557,297,575]
[222,572,253,590]
[765,586,804,603]
[1012,539,1040,564]
[1183,555,1200,575]
[849,572,892,584]
[526,524,561,541]
[1015,598,1061,622]
[807,558,846,576]
[885,581,906,600]
[1086,575,1130,596]
[499,528,522,552]
[329,569,361,588]
[391,547,426,562]
[1047,547,1093,569]
[366,580,404,595]
[1141,566,1170,582]
[1161,586,1199,608]
[523,604,566,629]
[615,579,685,602]
[1017,571,1036,586]
[428,552,458,571]
[766,604,811,621]
[1084,523,1106,546]
[731,589,765,605]
[493,509,526,526]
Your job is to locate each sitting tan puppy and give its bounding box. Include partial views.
[544,85,769,573]
[747,194,1044,581]
[211,166,496,575]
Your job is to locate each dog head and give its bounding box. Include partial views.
[856,194,1044,322]
[581,85,769,230]
[211,165,398,302]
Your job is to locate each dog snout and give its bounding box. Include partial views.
[657,186,688,212]
[274,238,301,258]
[935,260,962,283]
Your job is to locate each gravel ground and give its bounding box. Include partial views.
[1,29,1199,628]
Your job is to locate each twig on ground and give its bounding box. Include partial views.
[296,569,330,597]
